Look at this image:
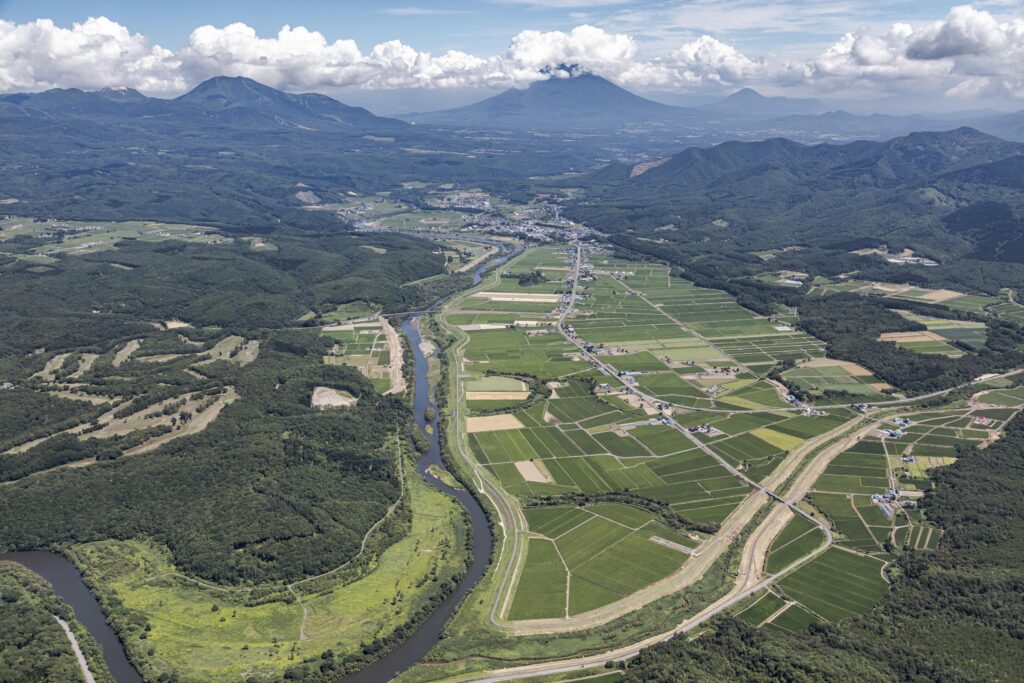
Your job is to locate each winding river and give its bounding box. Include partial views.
[3,239,513,683]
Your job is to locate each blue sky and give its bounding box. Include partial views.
[1,1,1023,111]
[1,0,991,56]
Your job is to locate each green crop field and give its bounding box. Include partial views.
[776,548,888,622]
[765,516,826,573]
[512,503,696,617]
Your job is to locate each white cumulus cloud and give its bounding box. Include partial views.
[0,17,183,93]
[2,6,1024,102]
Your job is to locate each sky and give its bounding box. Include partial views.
[2,1,1024,113]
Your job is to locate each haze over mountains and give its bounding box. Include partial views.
[3,71,1024,253]
[399,70,1024,143]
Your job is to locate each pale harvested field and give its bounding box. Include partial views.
[470,292,561,303]
[466,391,530,401]
[459,323,508,331]
[164,320,190,329]
[112,339,142,367]
[466,414,525,433]
[620,392,659,415]
[921,289,963,302]
[514,320,553,327]
[126,389,237,456]
[33,353,70,381]
[515,460,552,483]
[870,382,893,391]
[311,386,358,409]
[879,331,945,342]
[380,317,406,395]
[800,357,873,376]
[233,340,261,366]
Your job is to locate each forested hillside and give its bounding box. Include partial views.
[0,78,596,230]
[0,562,112,683]
[565,128,1024,264]
[0,224,454,583]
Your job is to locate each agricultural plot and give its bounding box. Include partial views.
[0,216,229,261]
[775,547,888,622]
[735,590,790,627]
[701,411,849,483]
[764,515,826,573]
[453,248,878,627]
[782,358,892,400]
[509,503,700,618]
[807,402,1017,555]
[322,321,393,392]
[808,277,1024,325]
[565,259,827,411]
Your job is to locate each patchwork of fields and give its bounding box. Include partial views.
[322,320,395,392]
[444,245,1024,638]
[446,246,879,623]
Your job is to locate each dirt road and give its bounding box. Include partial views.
[381,317,407,395]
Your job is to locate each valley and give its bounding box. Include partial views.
[3,66,1024,683]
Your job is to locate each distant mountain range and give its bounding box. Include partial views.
[701,87,825,119]
[399,73,702,132]
[399,70,1024,143]
[4,73,1024,245]
[0,76,406,133]
[568,127,1024,261]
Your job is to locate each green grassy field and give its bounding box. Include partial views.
[68,463,467,682]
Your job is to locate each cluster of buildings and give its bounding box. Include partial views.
[885,254,939,267]
[689,423,723,436]
[427,191,491,211]
[783,392,824,416]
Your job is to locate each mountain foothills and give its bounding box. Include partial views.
[567,128,1024,272]
[3,71,1024,683]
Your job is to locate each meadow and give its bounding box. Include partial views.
[67,459,468,682]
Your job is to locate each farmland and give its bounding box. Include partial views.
[398,235,1024,683]
[322,319,399,393]
[439,245,872,633]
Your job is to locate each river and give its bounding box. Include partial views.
[0,550,143,683]
[3,239,514,683]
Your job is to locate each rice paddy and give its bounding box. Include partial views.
[448,246,877,623]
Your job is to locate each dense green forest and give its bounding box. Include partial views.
[619,413,1024,682]
[0,222,461,584]
[0,562,112,683]
[564,129,1024,260]
[0,332,406,584]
